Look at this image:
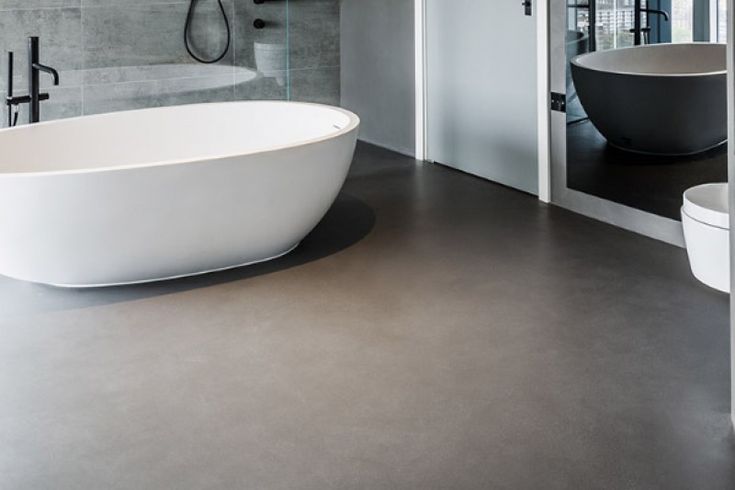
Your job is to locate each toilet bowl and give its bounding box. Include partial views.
[681,183,730,293]
[255,42,287,87]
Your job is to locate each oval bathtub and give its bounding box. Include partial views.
[0,101,360,287]
[571,43,726,155]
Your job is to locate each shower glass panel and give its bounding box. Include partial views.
[0,0,297,126]
[233,1,290,102]
[75,1,290,117]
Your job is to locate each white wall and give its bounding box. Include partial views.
[340,0,416,157]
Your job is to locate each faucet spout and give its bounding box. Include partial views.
[633,0,670,45]
[640,8,670,22]
[32,62,60,86]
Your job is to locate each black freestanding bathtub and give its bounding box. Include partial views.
[571,43,727,156]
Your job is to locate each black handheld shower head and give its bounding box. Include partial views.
[184,0,231,64]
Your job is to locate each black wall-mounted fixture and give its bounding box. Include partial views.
[5,37,59,127]
[522,0,532,16]
[253,0,267,29]
[184,0,231,64]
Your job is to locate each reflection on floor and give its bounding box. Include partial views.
[567,120,728,220]
[1,143,733,489]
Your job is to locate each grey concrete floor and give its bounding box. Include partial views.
[1,142,733,490]
[567,120,727,220]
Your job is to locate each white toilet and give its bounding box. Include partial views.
[681,183,730,293]
[254,42,287,87]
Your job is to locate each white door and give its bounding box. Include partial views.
[426,0,539,194]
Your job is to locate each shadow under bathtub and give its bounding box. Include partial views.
[0,192,376,316]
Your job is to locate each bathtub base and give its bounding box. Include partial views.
[607,138,728,157]
[41,242,301,289]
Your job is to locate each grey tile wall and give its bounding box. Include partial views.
[0,0,340,126]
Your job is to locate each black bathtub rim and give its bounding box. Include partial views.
[570,43,727,78]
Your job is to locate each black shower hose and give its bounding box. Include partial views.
[184,0,231,64]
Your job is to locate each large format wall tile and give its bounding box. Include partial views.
[82,2,234,69]
[0,7,82,88]
[234,72,287,101]
[83,74,234,115]
[287,0,340,70]
[81,0,188,6]
[289,66,340,105]
[0,0,79,9]
[0,0,339,127]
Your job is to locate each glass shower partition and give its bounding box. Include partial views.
[232,0,290,102]
[0,0,293,127]
[79,0,293,117]
[1,0,342,128]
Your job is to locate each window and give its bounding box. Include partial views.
[717,0,727,42]
[671,0,694,43]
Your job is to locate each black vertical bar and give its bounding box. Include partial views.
[589,0,597,52]
[7,52,12,98]
[28,36,39,124]
[634,0,642,45]
[7,52,12,127]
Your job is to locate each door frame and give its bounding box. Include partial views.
[727,0,734,429]
[414,0,551,203]
[414,0,709,248]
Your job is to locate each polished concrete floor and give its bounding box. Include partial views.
[1,143,733,489]
[567,120,728,220]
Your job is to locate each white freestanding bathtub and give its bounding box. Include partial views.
[0,101,360,287]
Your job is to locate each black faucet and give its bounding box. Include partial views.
[632,0,670,46]
[5,36,60,126]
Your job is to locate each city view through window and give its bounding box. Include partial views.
[671,0,694,43]
[570,0,726,50]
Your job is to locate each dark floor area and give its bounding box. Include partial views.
[1,142,733,489]
[567,120,728,220]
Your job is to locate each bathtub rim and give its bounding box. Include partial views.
[570,42,727,78]
[0,101,360,178]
